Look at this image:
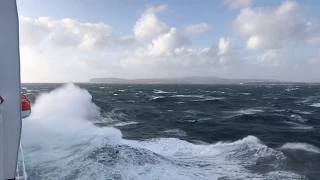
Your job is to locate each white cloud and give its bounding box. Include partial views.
[234,1,319,50]
[224,0,255,9]
[184,23,210,35]
[20,47,52,82]
[148,28,190,56]
[18,2,320,82]
[19,16,51,46]
[218,37,232,56]
[306,37,320,46]
[254,49,288,67]
[231,0,320,69]
[19,16,133,50]
[121,35,237,68]
[144,4,168,14]
[133,5,168,40]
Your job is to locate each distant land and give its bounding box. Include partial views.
[87,77,318,85]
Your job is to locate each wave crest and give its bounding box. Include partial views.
[281,143,320,153]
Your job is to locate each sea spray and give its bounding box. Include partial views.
[21,84,123,179]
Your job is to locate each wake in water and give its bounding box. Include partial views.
[21,84,319,180]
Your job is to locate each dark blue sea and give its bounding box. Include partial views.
[21,83,320,180]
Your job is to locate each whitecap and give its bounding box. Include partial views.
[113,121,138,127]
[175,102,185,104]
[26,89,40,93]
[273,109,286,112]
[163,129,187,136]
[285,87,300,92]
[235,108,264,115]
[172,94,205,98]
[124,135,291,179]
[283,121,313,130]
[151,96,165,100]
[192,97,224,102]
[178,119,196,123]
[310,103,320,107]
[281,143,320,153]
[153,89,174,94]
[292,110,312,115]
[289,114,307,123]
[266,171,303,179]
[239,93,251,95]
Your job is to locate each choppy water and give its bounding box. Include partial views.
[21,83,320,180]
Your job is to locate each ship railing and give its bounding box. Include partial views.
[15,142,28,180]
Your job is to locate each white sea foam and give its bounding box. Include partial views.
[289,114,307,123]
[113,121,138,127]
[283,121,313,130]
[285,87,300,92]
[298,96,317,104]
[26,89,40,93]
[172,94,205,98]
[310,103,320,107]
[273,109,286,112]
[22,84,123,179]
[239,93,251,95]
[292,110,312,115]
[236,108,264,115]
[172,94,224,102]
[175,101,185,104]
[125,135,290,179]
[266,171,302,179]
[192,97,224,101]
[281,143,320,153]
[153,89,174,94]
[151,96,165,100]
[163,129,187,136]
[212,91,226,94]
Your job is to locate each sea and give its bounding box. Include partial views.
[21,83,320,180]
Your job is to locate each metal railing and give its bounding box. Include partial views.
[15,142,28,180]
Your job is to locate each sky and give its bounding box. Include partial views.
[16,0,320,83]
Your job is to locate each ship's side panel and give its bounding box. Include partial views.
[0,0,22,179]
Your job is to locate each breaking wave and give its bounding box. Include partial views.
[289,114,307,123]
[310,103,320,107]
[153,89,175,94]
[285,87,300,92]
[162,129,187,136]
[22,84,123,179]
[192,97,224,102]
[21,84,302,180]
[281,143,320,154]
[239,93,251,95]
[172,94,205,98]
[234,108,264,115]
[283,121,313,130]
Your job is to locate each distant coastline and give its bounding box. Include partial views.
[87,77,320,85]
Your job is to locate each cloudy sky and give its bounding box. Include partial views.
[17,0,320,83]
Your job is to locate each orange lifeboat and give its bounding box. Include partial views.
[21,94,31,118]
